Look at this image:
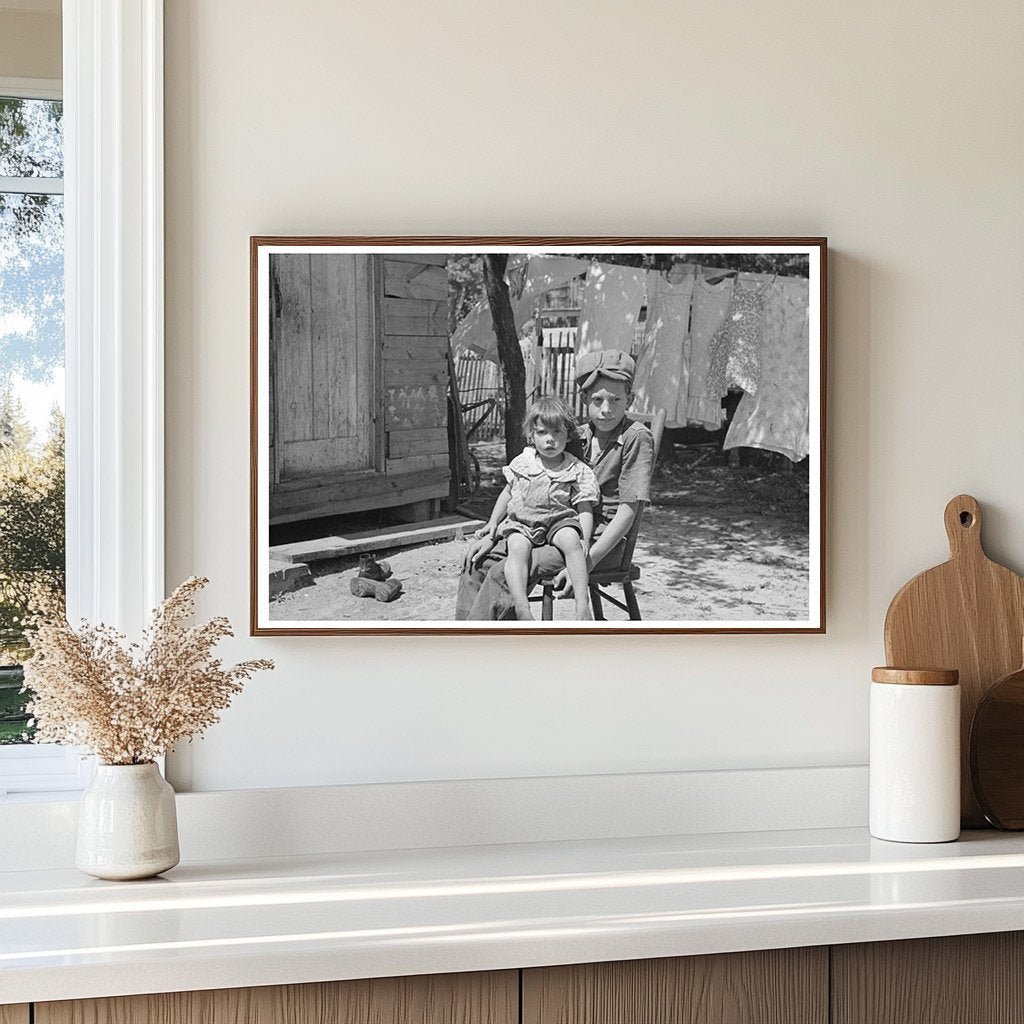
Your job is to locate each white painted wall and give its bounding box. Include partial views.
[163,1,1024,792]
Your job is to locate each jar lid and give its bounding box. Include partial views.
[871,667,959,686]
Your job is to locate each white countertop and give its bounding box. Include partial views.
[4,826,1024,1005]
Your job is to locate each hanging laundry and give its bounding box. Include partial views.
[705,273,770,402]
[504,255,529,298]
[685,269,734,429]
[450,299,497,361]
[724,276,811,462]
[576,262,647,359]
[631,265,695,429]
[519,333,539,396]
[516,256,591,307]
[451,255,590,363]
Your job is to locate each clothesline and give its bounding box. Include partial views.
[451,255,812,463]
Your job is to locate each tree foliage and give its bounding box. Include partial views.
[446,254,484,332]
[0,98,62,178]
[579,252,809,277]
[0,392,65,665]
[0,97,65,385]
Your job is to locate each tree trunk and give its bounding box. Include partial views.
[482,254,527,463]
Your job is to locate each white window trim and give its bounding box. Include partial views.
[0,744,92,795]
[0,175,63,195]
[0,79,63,194]
[63,0,164,632]
[0,2,165,797]
[0,76,62,101]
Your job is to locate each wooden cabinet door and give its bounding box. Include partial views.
[523,948,828,1024]
[36,970,517,1024]
[0,1007,29,1024]
[832,932,1024,1024]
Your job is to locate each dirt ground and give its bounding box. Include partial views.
[271,440,810,623]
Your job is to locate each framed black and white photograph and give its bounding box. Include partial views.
[250,237,826,635]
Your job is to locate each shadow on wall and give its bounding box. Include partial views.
[827,250,871,636]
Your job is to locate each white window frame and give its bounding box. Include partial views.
[0,75,83,795]
[0,0,164,797]
[0,78,64,195]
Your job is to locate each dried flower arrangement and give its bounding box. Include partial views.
[22,577,273,765]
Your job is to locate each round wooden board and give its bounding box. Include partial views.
[971,664,1024,829]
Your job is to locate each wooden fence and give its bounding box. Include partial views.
[542,327,576,349]
[534,338,583,417]
[455,314,650,443]
[455,354,504,441]
[455,328,586,442]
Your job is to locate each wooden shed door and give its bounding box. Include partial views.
[270,253,377,482]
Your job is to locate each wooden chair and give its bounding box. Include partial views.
[535,408,667,621]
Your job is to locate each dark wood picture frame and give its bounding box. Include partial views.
[250,236,827,636]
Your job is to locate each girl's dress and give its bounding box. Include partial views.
[497,448,600,545]
[705,274,771,401]
[686,271,734,428]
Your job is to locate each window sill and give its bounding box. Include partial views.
[0,789,86,804]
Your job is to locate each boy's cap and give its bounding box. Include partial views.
[575,349,635,390]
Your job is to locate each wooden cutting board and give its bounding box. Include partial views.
[884,494,1024,826]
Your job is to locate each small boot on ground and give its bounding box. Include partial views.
[358,554,393,581]
[350,575,402,602]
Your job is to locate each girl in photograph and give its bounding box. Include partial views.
[471,396,599,620]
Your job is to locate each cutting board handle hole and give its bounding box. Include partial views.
[960,511,974,527]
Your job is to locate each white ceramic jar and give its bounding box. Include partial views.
[76,762,180,880]
[870,667,961,843]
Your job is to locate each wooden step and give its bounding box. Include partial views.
[271,515,485,565]
[268,558,313,598]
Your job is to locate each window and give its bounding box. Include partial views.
[0,5,166,798]
[0,80,82,794]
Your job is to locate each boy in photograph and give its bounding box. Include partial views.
[456,349,655,620]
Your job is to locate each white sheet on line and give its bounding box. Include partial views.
[632,266,695,429]
[576,263,647,359]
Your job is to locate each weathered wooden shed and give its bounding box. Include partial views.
[269,252,450,525]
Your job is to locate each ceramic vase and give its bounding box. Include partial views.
[76,762,180,880]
